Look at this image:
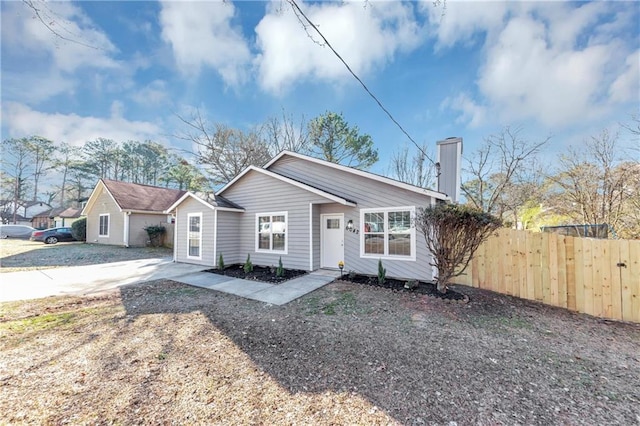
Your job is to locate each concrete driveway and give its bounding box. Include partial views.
[0,257,209,302]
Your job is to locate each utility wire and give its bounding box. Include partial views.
[286,0,437,167]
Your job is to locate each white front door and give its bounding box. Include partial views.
[321,214,344,269]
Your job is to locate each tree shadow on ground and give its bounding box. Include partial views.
[115,280,640,425]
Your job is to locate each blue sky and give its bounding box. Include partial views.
[1,0,639,177]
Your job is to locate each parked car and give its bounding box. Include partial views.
[30,227,77,244]
[0,224,36,239]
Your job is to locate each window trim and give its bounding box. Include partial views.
[360,206,416,261]
[255,211,288,254]
[98,213,109,237]
[187,212,202,260]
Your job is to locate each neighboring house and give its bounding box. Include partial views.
[32,207,83,229]
[1,200,51,225]
[167,138,463,281]
[82,180,186,247]
[53,207,82,228]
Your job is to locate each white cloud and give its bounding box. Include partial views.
[159,0,250,85]
[609,50,640,104]
[255,1,423,93]
[421,0,509,49]
[1,1,118,73]
[1,71,77,104]
[428,2,638,129]
[1,102,163,147]
[130,80,170,105]
[441,93,486,128]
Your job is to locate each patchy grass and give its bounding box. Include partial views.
[0,280,639,425]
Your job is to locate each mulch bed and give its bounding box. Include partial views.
[205,264,308,284]
[340,273,469,302]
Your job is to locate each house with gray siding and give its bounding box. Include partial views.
[169,138,462,281]
[82,179,186,247]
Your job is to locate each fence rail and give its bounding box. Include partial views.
[455,228,640,323]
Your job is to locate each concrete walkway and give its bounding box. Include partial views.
[172,269,341,305]
[0,258,340,305]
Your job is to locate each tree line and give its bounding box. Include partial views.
[0,110,378,214]
[1,111,638,239]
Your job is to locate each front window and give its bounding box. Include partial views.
[256,212,287,253]
[361,207,415,260]
[99,214,109,237]
[187,213,202,259]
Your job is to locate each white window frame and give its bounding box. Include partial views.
[187,212,202,260]
[255,211,288,254]
[98,213,110,237]
[360,206,416,261]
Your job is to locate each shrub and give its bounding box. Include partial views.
[276,256,285,278]
[243,254,253,273]
[218,253,225,270]
[377,259,386,285]
[144,225,166,247]
[415,203,501,294]
[71,218,86,242]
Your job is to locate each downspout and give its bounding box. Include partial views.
[172,209,178,262]
[124,211,130,247]
[213,208,218,268]
[309,203,313,271]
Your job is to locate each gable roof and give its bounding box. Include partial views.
[263,150,447,200]
[216,166,357,206]
[165,192,245,213]
[83,179,187,215]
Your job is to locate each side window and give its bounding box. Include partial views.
[187,213,202,259]
[99,214,109,237]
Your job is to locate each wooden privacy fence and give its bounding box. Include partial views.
[455,228,640,323]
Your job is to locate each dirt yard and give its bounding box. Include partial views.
[1,275,639,425]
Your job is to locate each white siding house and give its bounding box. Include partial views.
[169,141,463,282]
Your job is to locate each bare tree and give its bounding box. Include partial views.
[175,110,272,186]
[388,143,435,188]
[53,142,81,207]
[26,136,55,201]
[461,126,549,225]
[550,129,635,236]
[1,138,32,223]
[261,109,310,156]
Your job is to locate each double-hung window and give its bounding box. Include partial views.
[256,212,287,253]
[187,213,202,259]
[361,207,415,260]
[99,214,109,237]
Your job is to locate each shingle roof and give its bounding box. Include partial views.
[58,207,82,218]
[102,180,187,212]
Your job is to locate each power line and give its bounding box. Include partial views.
[286,0,437,167]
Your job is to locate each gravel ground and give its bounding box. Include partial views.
[1,276,639,425]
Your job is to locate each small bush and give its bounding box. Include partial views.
[144,225,166,247]
[71,218,86,242]
[276,257,285,278]
[218,253,225,270]
[243,254,253,273]
[377,259,386,285]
